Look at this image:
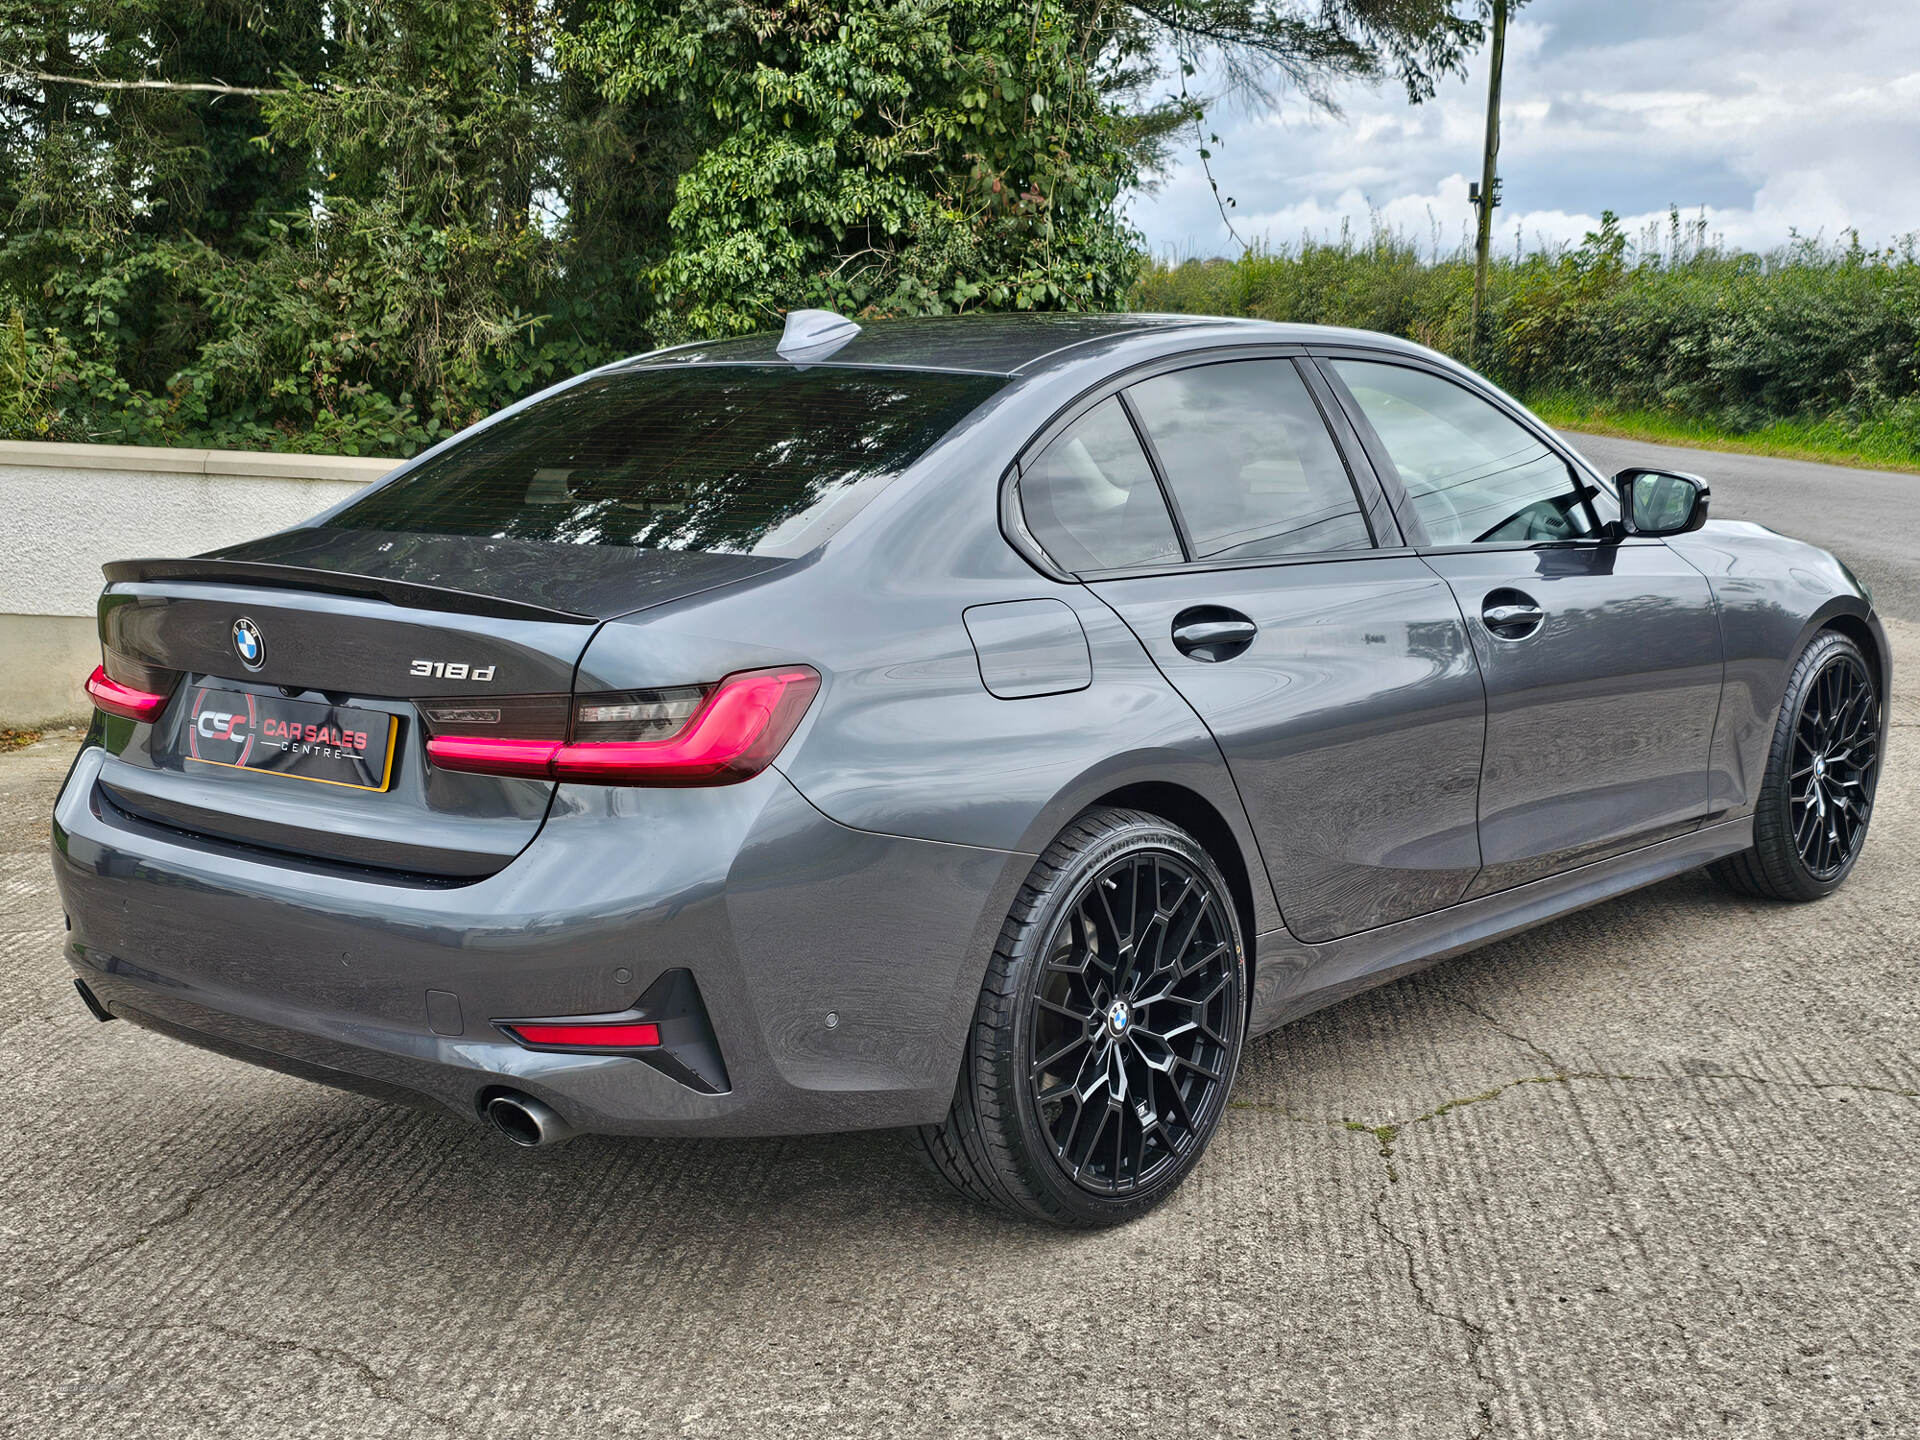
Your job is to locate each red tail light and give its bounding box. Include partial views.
[502,1021,662,1049]
[423,665,820,786]
[85,665,171,723]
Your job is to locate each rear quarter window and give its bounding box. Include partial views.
[330,365,1006,554]
[1016,396,1183,572]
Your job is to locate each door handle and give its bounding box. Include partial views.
[1481,589,1544,641]
[1172,608,1258,662]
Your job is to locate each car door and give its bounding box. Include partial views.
[1016,353,1487,944]
[1318,353,1724,896]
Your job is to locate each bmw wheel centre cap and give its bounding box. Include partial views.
[232,617,266,671]
[1107,1000,1131,1037]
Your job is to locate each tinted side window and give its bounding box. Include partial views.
[1128,360,1371,560]
[1330,360,1597,546]
[1019,397,1182,571]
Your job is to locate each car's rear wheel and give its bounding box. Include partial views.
[1712,629,1882,902]
[917,807,1247,1226]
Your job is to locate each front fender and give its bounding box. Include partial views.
[1668,522,1887,817]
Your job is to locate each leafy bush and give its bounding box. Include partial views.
[1134,215,1920,460]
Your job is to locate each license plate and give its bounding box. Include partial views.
[184,687,398,792]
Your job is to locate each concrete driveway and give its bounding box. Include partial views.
[2,449,1916,1438]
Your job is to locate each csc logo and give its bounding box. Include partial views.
[197,710,249,744]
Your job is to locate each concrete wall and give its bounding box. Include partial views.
[0,441,398,725]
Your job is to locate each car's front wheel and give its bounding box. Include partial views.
[917,807,1247,1226]
[1712,628,1883,902]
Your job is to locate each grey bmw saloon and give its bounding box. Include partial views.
[53,311,1888,1225]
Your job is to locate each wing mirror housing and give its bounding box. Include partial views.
[1614,467,1710,537]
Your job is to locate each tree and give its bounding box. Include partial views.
[1,0,646,449]
[1109,0,1483,113]
[1106,0,1487,242]
[1,0,1492,449]
[0,1,326,425]
[564,0,1145,338]
[565,0,1492,338]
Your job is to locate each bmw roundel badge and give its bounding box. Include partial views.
[231,617,266,671]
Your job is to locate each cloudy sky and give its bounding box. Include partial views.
[1127,0,1920,259]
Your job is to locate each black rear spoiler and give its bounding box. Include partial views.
[101,558,597,626]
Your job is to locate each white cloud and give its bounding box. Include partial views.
[1127,0,1920,258]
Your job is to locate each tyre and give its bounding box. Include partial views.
[1712,629,1883,902]
[917,807,1247,1226]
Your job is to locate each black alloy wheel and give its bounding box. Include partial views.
[1714,629,1883,902]
[1788,646,1879,879]
[1025,848,1239,1196]
[918,808,1248,1226]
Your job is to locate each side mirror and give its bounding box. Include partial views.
[1615,467,1710,537]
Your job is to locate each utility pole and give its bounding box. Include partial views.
[1468,0,1508,360]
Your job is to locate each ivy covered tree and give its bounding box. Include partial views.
[565,0,1146,337]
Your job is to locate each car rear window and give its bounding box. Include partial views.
[329,365,1005,554]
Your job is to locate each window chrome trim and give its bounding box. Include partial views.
[1076,544,1430,584]
[998,464,1078,584]
[1115,388,1196,563]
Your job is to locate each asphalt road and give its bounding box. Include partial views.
[1570,432,1920,620]
[2,450,1916,1439]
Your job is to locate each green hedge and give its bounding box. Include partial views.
[1132,215,1920,462]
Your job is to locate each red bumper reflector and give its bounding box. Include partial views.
[426,665,819,786]
[85,665,171,723]
[505,1021,662,1049]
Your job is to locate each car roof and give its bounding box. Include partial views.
[622,312,1433,379]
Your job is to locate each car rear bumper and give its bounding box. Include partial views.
[53,744,1025,1137]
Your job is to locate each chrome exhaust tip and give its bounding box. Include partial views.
[484,1092,576,1148]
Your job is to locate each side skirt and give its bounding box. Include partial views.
[1247,815,1754,1037]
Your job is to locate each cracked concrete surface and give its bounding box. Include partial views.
[1,618,1916,1439]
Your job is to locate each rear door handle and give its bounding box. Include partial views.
[1172,608,1258,662]
[1481,589,1544,640]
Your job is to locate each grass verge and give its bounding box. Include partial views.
[1525,397,1920,475]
